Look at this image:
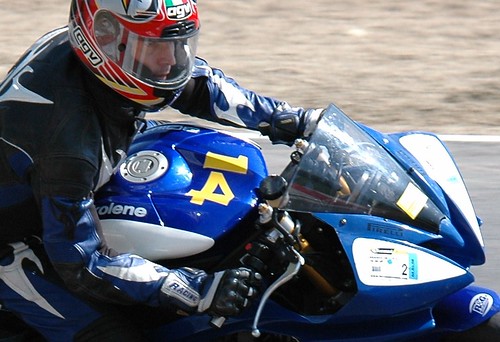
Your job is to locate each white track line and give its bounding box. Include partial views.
[232,132,500,143]
[438,135,500,143]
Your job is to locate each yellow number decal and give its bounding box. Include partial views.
[187,171,234,205]
[186,152,249,206]
[203,152,248,174]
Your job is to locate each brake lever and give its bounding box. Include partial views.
[251,248,304,338]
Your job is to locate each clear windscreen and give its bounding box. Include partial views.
[281,104,445,232]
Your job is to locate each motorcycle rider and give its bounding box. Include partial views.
[0,0,322,340]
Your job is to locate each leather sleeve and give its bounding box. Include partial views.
[171,57,289,130]
[40,195,208,309]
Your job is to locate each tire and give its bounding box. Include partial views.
[441,312,500,341]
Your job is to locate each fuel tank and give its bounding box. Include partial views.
[94,124,268,260]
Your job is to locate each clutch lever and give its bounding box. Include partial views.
[251,248,304,338]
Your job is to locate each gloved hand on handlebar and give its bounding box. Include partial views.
[160,267,261,318]
[258,105,324,145]
[198,268,262,317]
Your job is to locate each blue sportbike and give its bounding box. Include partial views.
[4,104,500,341]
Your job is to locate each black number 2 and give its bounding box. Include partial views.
[402,263,408,276]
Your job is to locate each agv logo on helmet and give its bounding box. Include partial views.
[166,0,194,20]
[71,26,103,67]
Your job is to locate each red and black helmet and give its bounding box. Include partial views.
[69,0,200,110]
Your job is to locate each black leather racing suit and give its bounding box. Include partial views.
[0,27,291,339]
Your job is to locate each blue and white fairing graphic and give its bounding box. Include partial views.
[276,104,483,317]
[95,124,268,260]
[362,125,486,266]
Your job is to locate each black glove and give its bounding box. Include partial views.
[258,106,323,145]
[159,267,260,317]
[198,268,262,317]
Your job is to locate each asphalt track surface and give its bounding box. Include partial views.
[446,140,500,293]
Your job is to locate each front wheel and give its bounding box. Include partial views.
[441,312,500,341]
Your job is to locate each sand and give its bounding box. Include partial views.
[1,0,499,134]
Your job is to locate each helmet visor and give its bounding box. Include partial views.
[94,12,198,90]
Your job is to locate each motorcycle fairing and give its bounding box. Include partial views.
[398,133,482,245]
[364,128,485,265]
[95,124,267,259]
[274,104,487,324]
[313,213,473,318]
[100,219,215,260]
[351,237,467,287]
[281,104,485,265]
[392,132,485,265]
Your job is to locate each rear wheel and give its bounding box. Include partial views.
[441,312,500,341]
